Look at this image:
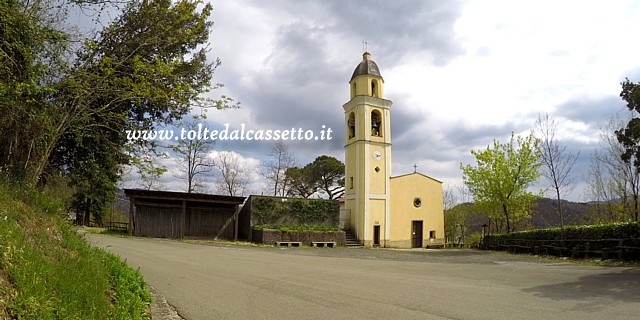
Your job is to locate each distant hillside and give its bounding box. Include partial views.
[455,198,594,233]
[530,198,592,228]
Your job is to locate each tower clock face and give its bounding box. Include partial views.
[372,151,382,161]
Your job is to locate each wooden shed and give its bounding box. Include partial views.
[124,189,246,240]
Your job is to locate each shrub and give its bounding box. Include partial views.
[253,224,340,232]
[0,178,151,319]
[251,196,339,226]
[483,222,640,250]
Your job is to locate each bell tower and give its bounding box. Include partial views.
[343,52,392,247]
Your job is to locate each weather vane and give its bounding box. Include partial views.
[362,39,369,52]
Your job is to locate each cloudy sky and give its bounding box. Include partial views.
[117,0,640,201]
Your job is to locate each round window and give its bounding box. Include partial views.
[413,197,422,208]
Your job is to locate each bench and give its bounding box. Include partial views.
[311,242,336,248]
[275,241,302,247]
[540,245,569,257]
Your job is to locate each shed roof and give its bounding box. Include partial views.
[124,189,246,205]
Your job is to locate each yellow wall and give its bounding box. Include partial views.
[343,54,444,249]
[350,76,385,99]
[362,198,386,247]
[389,173,445,248]
[343,77,392,243]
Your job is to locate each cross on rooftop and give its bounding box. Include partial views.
[362,39,369,52]
[413,164,418,173]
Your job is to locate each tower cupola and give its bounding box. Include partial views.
[349,52,384,99]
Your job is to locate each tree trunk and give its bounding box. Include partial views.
[502,203,511,234]
[83,198,92,227]
[556,188,564,228]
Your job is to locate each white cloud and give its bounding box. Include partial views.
[123,0,640,201]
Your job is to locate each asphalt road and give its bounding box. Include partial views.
[86,234,640,320]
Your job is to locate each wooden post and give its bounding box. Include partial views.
[618,240,624,261]
[234,204,240,241]
[180,200,186,239]
[128,198,134,236]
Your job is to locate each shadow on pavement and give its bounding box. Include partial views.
[522,268,640,304]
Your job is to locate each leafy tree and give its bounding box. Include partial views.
[55,0,221,215]
[310,155,345,200]
[533,113,580,228]
[0,0,69,182]
[285,166,317,198]
[615,78,640,222]
[130,149,168,191]
[460,133,541,233]
[616,78,640,168]
[285,155,345,199]
[590,117,640,222]
[0,0,235,218]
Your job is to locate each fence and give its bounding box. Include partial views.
[481,237,640,261]
[107,221,129,233]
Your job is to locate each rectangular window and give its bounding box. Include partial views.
[350,177,354,189]
[429,230,436,239]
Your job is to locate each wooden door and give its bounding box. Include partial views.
[373,225,380,246]
[412,221,423,248]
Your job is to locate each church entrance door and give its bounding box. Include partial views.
[411,221,423,248]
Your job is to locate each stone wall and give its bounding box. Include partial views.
[253,229,346,246]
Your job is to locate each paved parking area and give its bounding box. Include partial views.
[87,234,640,320]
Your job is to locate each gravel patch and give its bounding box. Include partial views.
[148,286,184,320]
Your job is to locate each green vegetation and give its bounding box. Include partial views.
[251,196,339,226]
[252,224,340,232]
[483,222,640,250]
[0,0,233,225]
[285,155,345,199]
[461,133,541,233]
[0,179,150,319]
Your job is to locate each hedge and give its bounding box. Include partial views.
[482,222,640,250]
[251,196,339,226]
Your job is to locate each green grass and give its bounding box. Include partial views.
[252,224,340,231]
[183,239,273,248]
[0,178,151,319]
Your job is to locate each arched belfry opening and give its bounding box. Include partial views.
[371,79,379,98]
[371,110,382,137]
[348,112,356,139]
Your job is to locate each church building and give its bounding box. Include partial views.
[342,52,445,248]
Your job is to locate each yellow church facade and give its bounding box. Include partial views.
[342,52,445,248]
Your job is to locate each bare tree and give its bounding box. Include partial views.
[443,186,457,211]
[586,150,623,222]
[169,117,215,193]
[444,185,474,245]
[586,116,640,222]
[263,141,296,196]
[213,151,250,196]
[533,113,580,228]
